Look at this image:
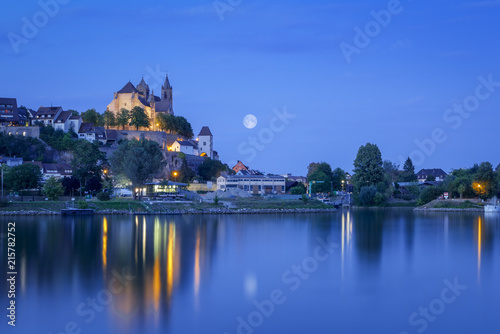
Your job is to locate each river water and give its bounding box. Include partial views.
[1,209,499,334]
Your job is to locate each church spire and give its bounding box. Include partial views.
[162,74,172,89]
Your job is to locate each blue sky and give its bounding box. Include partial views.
[1,0,500,175]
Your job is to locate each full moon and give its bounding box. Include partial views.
[243,114,257,129]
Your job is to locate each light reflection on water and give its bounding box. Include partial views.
[0,210,499,334]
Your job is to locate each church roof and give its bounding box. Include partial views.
[138,77,149,89]
[198,126,212,136]
[117,82,138,94]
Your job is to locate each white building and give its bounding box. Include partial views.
[53,110,72,132]
[217,174,286,195]
[171,140,198,155]
[198,126,213,159]
[34,107,63,127]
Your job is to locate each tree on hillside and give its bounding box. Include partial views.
[164,114,177,133]
[0,132,45,161]
[155,113,168,132]
[71,140,107,191]
[4,164,42,191]
[116,108,130,130]
[82,108,100,126]
[472,162,497,199]
[68,109,79,116]
[129,107,150,130]
[198,158,227,181]
[178,159,196,183]
[175,116,194,138]
[103,110,116,129]
[110,138,165,192]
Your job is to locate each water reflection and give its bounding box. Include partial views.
[1,211,500,334]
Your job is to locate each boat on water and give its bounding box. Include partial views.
[485,204,500,212]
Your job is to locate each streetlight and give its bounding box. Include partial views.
[173,171,178,183]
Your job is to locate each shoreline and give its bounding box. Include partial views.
[0,207,338,216]
[413,207,484,212]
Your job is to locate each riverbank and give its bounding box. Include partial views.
[0,198,337,216]
[413,199,484,212]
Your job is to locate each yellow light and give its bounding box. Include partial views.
[173,171,178,176]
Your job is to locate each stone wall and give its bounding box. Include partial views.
[115,130,180,150]
[0,125,40,138]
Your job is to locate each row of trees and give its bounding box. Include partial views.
[306,162,346,194]
[155,114,194,138]
[77,108,195,138]
[350,143,500,206]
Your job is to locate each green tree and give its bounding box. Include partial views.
[418,186,444,206]
[198,158,227,181]
[129,107,150,130]
[85,175,103,194]
[290,183,307,195]
[353,143,384,186]
[0,132,45,161]
[179,159,196,183]
[110,138,165,192]
[332,167,346,191]
[81,108,100,126]
[155,113,168,131]
[71,140,107,191]
[383,160,399,183]
[358,185,377,206]
[4,164,42,191]
[68,109,79,117]
[116,108,130,130]
[175,116,194,138]
[458,184,466,199]
[425,175,436,181]
[43,176,64,201]
[352,143,386,204]
[472,162,497,199]
[398,157,418,182]
[103,110,116,129]
[307,162,334,193]
[61,176,80,196]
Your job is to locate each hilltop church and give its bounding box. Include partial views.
[106,75,173,131]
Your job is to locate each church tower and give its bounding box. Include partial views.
[137,77,150,98]
[161,74,173,104]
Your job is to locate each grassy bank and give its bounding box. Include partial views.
[0,197,333,214]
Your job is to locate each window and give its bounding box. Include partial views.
[203,142,206,145]
[23,132,26,136]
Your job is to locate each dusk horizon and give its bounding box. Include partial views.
[3,0,500,176]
